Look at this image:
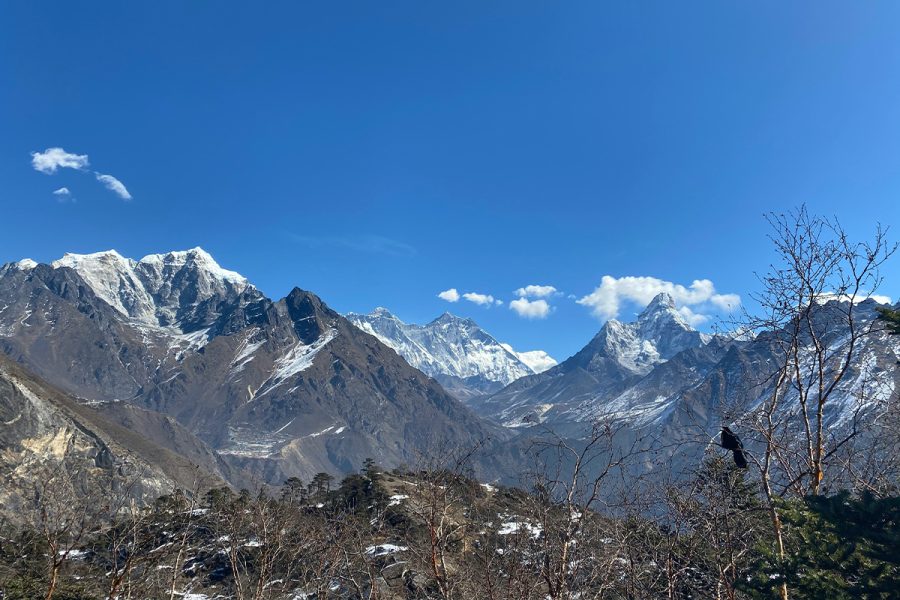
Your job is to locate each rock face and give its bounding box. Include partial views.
[0,251,516,486]
[347,308,556,401]
[0,354,229,522]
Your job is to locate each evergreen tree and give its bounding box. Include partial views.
[204,486,234,511]
[740,492,900,599]
[876,306,900,335]
[280,477,306,505]
[308,472,334,502]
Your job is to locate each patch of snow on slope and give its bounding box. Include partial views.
[269,329,337,385]
[498,520,542,539]
[230,334,265,374]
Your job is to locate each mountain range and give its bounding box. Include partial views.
[347,307,556,400]
[1,248,897,512]
[0,249,518,493]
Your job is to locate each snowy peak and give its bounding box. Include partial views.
[641,291,677,313]
[44,248,251,332]
[371,306,397,319]
[347,308,557,397]
[52,250,157,321]
[429,311,476,328]
[502,346,558,374]
[587,293,704,376]
[137,247,247,285]
[13,259,37,271]
[637,292,690,331]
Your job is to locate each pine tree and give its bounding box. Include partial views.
[876,306,900,335]
[739,492,900,599]
[280,477,306,505]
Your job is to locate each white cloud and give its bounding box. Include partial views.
[95,173,132,200]
[709,293,741,311]
[515,284,558,298]
[31,147,89,174]
[463,292,495,306]
[510,297,551,319]
[515,349,558,373]
[437,288,460,302]
[577,275,741,322]
[677,306,709,328]
[31,147,134,200]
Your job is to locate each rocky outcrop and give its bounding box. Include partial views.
[0,354,229,523]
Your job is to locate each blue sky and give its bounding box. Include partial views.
[1,2,898,361]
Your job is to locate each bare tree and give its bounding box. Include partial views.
[403,444,483,600]
[523,419,642,600]
[731,205,895,599]
[22,461,127,600]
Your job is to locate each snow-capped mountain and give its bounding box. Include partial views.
[346,308,557,400]
[584,292,707,376]
[475,292,717,427]
[477,291,898,460]
[48,248,251,333]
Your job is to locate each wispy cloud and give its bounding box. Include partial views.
[438,288,460,302]
[96,173,132,200]
[577,275,741,322]
[510,297,551,319]
[30,147,133,200]
[292,234,416,257]
[31,147,89,174]
[52,187,75,203]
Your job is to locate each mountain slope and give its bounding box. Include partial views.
[347,308,556,400]
[0,354,230,522]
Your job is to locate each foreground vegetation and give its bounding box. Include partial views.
[1,455,898,600]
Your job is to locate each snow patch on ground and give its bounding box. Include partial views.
[365,543,408,556]
[497,520,542,539]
